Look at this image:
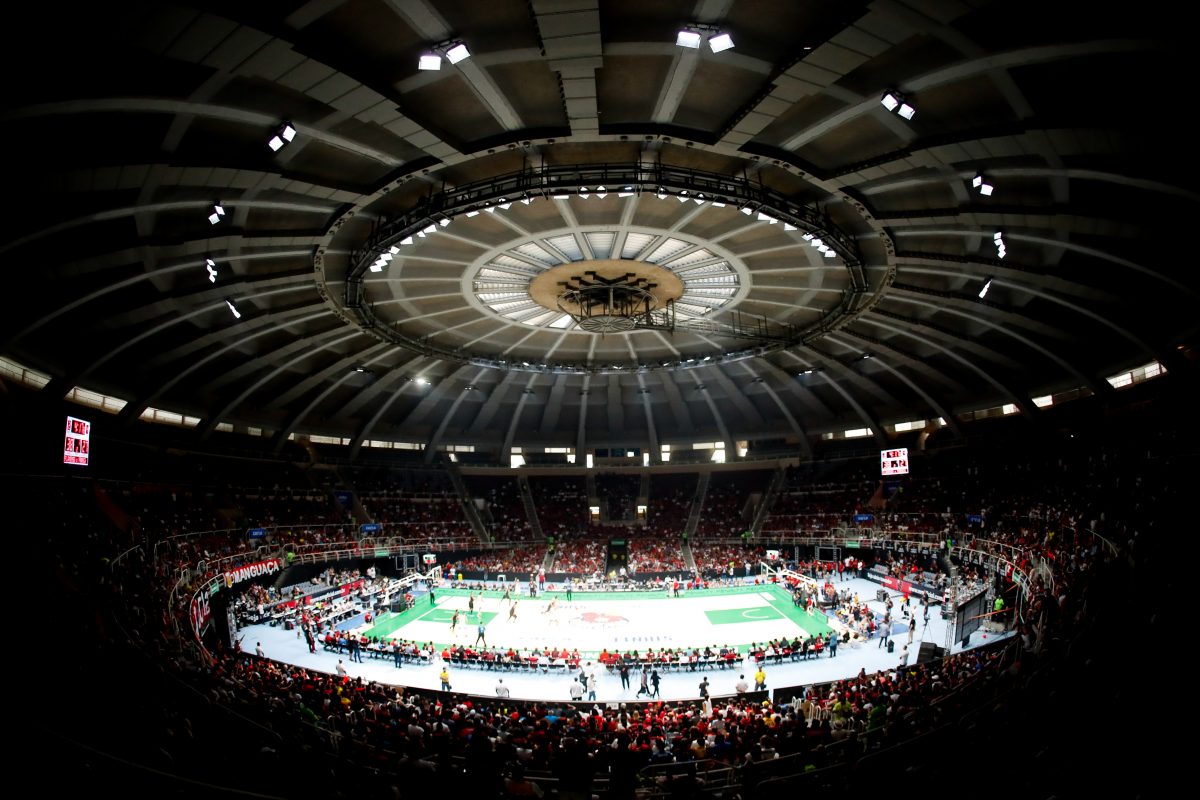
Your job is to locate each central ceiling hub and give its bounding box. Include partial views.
[528,259,684,334]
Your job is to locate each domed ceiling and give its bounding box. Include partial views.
[0,0,1194,460]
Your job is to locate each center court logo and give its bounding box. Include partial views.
[574,611,629,625]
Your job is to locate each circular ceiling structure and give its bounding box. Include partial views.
[0,0,1194,457]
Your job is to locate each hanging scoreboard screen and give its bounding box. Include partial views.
[880,447,908,476]
[64,416,91,466]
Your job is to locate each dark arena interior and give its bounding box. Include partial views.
[2,1,1191,797]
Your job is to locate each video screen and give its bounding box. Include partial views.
[881,447,908,476]
[64,415,91,466]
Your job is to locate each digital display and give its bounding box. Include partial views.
[881,447,908,476]
[64,416,91,466]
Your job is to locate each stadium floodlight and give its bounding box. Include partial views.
[281,123,296,142]
[205,258,218,283]
[823,249,837,258]
[369,262,384,273]
[993,231,1004,242]
[676,29,702,48]
[208,203,225,225]
[400,236,414,245]
[225,299,241,319]
[418,53,442,70]
[423,224,436,234]
[757,212,777,223]
[466,210,479,217]
[740,206,754,215]
[499,202,512,210]
[439,218,450,226]
[978,278,993,298]
[521,197,533,205]
[711,201,726,208]
[881,91,915,120]
[553,194,570,200]
[783,223,796,231]
[388,246,400,254]
[595,186,607,199]
[972,173,994,196]
[415,377,430,385]
[444,42,470,64]
[708,32,734,52]
[802,233,814,240]
[268,135,285,152]
[656,192,667,200]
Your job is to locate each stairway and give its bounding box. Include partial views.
[683,471,710,540]
[517,474,545,540]
[444,460,490,543]
[749,466,786,537]
[681,541,696,572]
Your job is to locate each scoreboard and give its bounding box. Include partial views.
[880,447,908,476]
[64,416,91,466]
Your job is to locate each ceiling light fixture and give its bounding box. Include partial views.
[418,53,442,71]
[205,258,218,283]
[994,231,1007,259]
[268,121,297,152]
[208,203,225,225]
[225,299,241,319]
[708,32,735,52]
[881,91,915,120]
[978,277,993,299]
[444,42,471,64]
[972,173,994,196]
[677,25,734,52]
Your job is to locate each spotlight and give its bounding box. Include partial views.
[444,42,471,64]
[740,206,754,215]
[268,121,297,152]
[708,32,734,52]
[676,30,702,48]
[972,174,994,196]
[418,53,442,71]
[205,258,218,283]
[439,218,450,227]
[881,91,915,120]
[978,278,993,299]
[225,299,241,319]
[208,203,225,225]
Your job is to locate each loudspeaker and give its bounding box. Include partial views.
[917,642,946,663]
[876,589,888,602]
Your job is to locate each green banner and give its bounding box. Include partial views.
[843,540,860,548]
[374,549,389,558]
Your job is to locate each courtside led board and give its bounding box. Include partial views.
[881,447,908,476]
[64,415,90,466]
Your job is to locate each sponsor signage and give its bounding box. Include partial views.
[360,523,382,533]
[223,557,284,588]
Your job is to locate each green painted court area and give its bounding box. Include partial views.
[418,608,499,625]
[704,606,785,625]
[358,584,835,655]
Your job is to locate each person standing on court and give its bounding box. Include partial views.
[637,667,650,697]
[476,622,488,647]
[754,666,766,691]
[699,677,710,700]
[440,664,452,691]
[619,660,631,690]
[650,669,661,698]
